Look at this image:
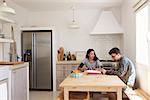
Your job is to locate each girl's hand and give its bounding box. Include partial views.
[78,67,88,72]
[83,67,88,71]
[92,67,96,70]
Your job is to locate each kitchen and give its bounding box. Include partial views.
[0,0,150,100]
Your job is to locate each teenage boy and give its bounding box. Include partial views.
[103,47,136,88]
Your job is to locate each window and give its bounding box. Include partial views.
[136,5,150,65]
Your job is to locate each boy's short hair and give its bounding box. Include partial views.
[109,47,121,55]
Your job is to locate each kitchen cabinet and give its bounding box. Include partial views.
[8,62,29,100]
[56,61,80,90]
[0,82,8,100]
[0,66,9,100]
[10,67,27,100]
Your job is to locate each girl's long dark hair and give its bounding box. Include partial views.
[86,49,98,61]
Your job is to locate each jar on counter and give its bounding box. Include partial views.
[67,52,71,61]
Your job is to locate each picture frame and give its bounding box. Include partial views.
[76,51,86,61]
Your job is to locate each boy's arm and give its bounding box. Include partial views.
[120,59,129,78]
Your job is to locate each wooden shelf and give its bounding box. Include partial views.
[0,38,13,43]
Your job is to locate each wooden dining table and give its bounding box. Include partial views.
[59,74,126,100]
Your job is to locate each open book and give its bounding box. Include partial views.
[85,70,101,74]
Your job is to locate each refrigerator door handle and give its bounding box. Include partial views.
[31,33,34,88]
[32,33,37,88]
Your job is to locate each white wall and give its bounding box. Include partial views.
[26,8,123,60]
[121,0,136,63]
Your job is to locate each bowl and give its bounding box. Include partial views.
[70,73,83,78]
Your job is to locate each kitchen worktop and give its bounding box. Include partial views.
[56,61,81,64]
[56,60,116,64]
[0,62,28,81]
[0,61,24,65]
[0,62,28,70]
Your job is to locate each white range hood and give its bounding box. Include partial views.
[91,11,123,34]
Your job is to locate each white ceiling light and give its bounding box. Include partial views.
[69,5,80,29]
[0,0,16,15]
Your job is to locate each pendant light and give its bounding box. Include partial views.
[69,5,80,29]
[0,0,16,15]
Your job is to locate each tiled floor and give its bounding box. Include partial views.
[30,91,58,100]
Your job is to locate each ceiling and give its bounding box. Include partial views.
[11,0,123,11]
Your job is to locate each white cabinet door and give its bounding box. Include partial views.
[0,81,8,100]
[11,67,27,100]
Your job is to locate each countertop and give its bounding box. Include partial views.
[56,61,81,64]
[0,61,24,65]
[0,62,29,70]
[56,60,116,65]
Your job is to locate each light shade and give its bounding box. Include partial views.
[68,5,80,29]
[69,20,80,29]
[0,0,16,15]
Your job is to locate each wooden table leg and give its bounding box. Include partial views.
[117,88,122,100]
[64,88,69,100]
[87,92,90,100]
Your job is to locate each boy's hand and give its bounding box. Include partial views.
[101,68,107,74]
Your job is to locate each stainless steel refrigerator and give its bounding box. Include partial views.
[21,31,52,90]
